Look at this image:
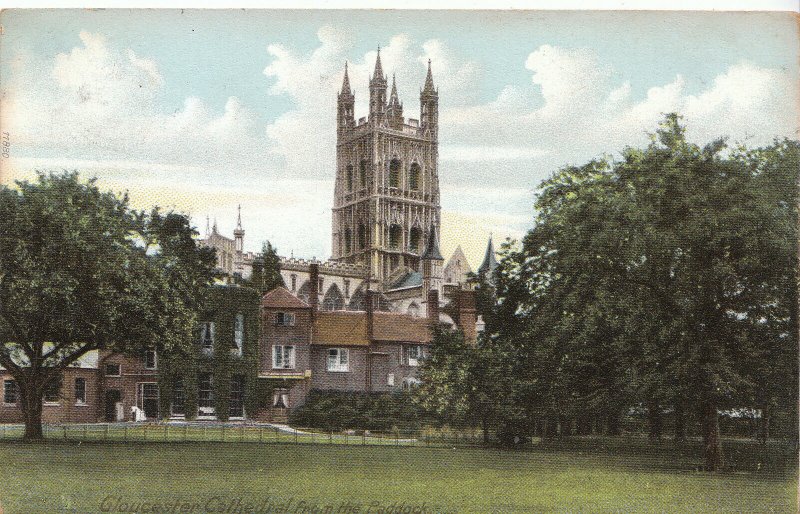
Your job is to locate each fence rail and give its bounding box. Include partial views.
[0,422,494,448]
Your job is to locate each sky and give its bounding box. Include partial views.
[1,9,798,267]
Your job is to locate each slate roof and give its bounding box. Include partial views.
[388,271,423,290]
[312,310,431,345]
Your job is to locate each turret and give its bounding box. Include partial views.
[337,61,355,136]
[420,59,438,139]
[369,48,387,125]
[421,226,444,297]
[387,74,404,130]
[478,235,499,279]
[233,204,244,253]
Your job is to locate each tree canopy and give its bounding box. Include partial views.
[0,172,216,439]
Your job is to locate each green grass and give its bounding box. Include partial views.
[0,438,796,513]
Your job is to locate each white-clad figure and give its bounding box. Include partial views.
[130,405,146,422]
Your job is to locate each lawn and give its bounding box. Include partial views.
[0,438,795,513]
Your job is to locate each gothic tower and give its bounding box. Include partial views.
[331,50,441,289]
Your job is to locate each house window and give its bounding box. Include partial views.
[407,345,424,367]
[229,375,245,418]
[200,322,215,352]
[43,379,60,403]
[74,378,87,404]
[291,274,297,292]
[273,345,296,369]
[105,363,121,377]
[171,378,185,417]
[198,373,214,416]
[273,388,289,409]
[327,348,349,372]
[275,312,296,326]
[144,349,157,370]
[3,379,18,405]
[387,373,395,387]
[234,313,244,355]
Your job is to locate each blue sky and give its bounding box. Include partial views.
[1,9,797,266]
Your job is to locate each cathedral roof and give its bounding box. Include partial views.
[388,271,423,291]
[261,286,309,309]
[421,227,444,261]
[477,237,499,275]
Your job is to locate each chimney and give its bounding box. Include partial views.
[365,289,374,341]
[457,290,478,345]
[427,289,439,326]
[309,263,319,316]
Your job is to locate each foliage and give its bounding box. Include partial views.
[0,171,215,439]
[289,390,427,431]
[248,241,284,294]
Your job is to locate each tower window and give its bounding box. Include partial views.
[389,224,402,250]
[409,163,420,190]
[344,227,352,254]
[360,160,368,188]
[389,159,401,188]
[346,165,354,192]
[358,224,367,249]
[409,227,422,253]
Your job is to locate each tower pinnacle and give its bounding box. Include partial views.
[422,59,436,95]
[372,46,385,81]
[341,61,351,94]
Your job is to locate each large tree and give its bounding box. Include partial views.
[480,115,797,470]
[0,172,215,440]
[248,241,284,294]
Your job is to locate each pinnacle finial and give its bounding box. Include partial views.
[423,59,435,94]
[341,60,351,94]
[373,46,384,81]
[236,204,243,230]
[389,73,400,105]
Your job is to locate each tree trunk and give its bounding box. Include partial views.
[758,405,770,443]
[607,412,621,436]
[674,400,686,442]
[648,400,662,441]
[482,416,490,444]
[19,379,45,442]
[702,401,724,471]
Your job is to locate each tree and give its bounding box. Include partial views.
[486,115,797,470]
[248,241,284,294]
[0,172,215,440]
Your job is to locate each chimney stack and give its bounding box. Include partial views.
[365,289,375,341]
[456,290,478,345]
[427,289,439,326]
[309,263,319,316]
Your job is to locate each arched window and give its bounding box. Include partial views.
[348,288,365,311]
[389,159,401,188]
[346,165,354,192]
[322,284,345,311]
[389,224,402,250]
[297,281,311,305]
[409,163,420,190]
[360,160,368,188]
[344,227,352,254]
[407,302,420,318]
[358,223,367,249]
[409,227,421,254]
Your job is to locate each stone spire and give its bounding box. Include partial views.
[389,73,400,105]
[422,59,436,95]
[421,226,444,261]
[341,61,352,94]
[234,205,244,253]
[478,235,498,275]
[372,46,385,82]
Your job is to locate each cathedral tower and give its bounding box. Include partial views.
[331,51,441,289]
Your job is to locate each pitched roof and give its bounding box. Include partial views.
[388,271,422,291]
[373,312,431,343]
[261,287,309,309]
[313,311,369,346]
[421,226,444,261]
[444,246,473,277]
[478,237,499,275]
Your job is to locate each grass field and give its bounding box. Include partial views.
[0,437,796,513]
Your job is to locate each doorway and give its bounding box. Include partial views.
[104,390,122,422]
[137,383,160,420]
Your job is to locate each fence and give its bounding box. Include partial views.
[0,422,494,448]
